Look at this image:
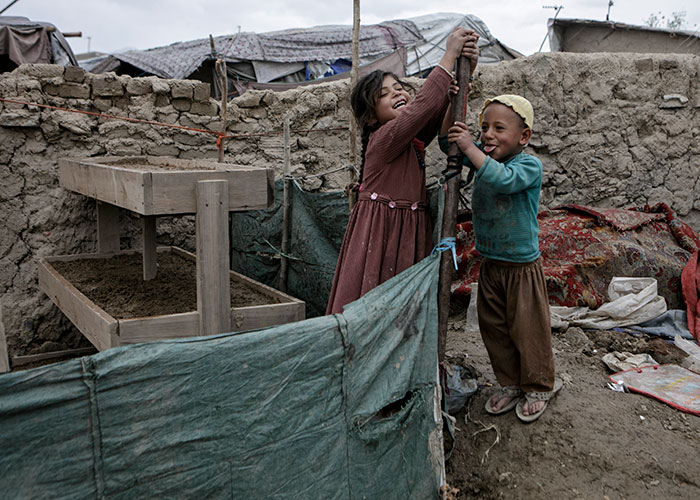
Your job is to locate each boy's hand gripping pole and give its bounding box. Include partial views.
[437,55,473,362]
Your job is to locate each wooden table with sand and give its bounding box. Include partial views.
[38,156,304,351]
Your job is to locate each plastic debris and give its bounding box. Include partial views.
[602,351,658,372]
[445,364,478,415]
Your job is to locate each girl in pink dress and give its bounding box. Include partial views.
[326,28,478,314]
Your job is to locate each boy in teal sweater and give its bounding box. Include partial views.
[440,95,561,423]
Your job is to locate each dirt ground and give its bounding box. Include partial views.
[443,310,700,499]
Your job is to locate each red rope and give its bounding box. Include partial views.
[0,97,349,151]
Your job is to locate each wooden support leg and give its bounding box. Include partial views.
[196,180,231,336]
[0,301,9,373]
[141,216,157,281]
[96,201,120,253]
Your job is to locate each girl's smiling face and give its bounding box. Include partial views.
[373,75,411,126]
[479,102,532,162]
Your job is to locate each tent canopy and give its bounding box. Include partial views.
[0,16,78,72]
[85,12,521,93]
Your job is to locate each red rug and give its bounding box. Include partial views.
[454,203,700,312]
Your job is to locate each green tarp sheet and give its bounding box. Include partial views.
[229,181,443,317]
[0,252,444,499]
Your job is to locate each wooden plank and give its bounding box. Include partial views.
[230,266,304,305]
[11,347,96,367]
[141,215,157,280]
[45,249,142,263]
[120,303,306,343]
[231,302,305,331]
[58,158,147,214]
[96,201,120,253]
[119,312,199,344]
[0,301,9,373]
[59,157,272,215]
[196,180,231,336]
[170,246,304,306]
[38,258,119,351]
[150,168,272,214]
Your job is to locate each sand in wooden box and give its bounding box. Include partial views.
[39,247,305,351]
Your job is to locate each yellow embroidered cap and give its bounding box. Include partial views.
[478,94,534,129]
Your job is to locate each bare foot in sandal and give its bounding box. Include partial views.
[485,386,522,415]
[515,379,563,423]
[489,394,517,412]
[520,399,545,416]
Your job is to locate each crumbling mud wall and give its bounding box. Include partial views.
[1,52,698,357]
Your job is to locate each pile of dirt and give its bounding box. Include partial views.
[444,313,700,498]
[51,251,279,319]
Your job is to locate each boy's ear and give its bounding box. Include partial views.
[519,127,532,145]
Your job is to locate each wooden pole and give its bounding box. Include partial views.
[217,59,228,163]
[348,0,360,210]
[141,215,157,280]
[196,180,231,336]
[279,114,291,292]
[437,55,471,362]
[0,301,9,373]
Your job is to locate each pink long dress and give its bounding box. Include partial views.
[326,67,451,314]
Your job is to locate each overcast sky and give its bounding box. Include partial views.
[4,0,699,56]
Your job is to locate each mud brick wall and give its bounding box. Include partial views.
[1,52,698,356]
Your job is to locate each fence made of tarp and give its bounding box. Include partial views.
[0,252,445,499]
[230,180,444,317]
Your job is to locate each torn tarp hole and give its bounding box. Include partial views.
[376,390,414,420]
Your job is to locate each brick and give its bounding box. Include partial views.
[126,78,153,95]
[193,82,211,102]
[91,74,124,97]
[171,80,194,99]
[13,64,64,79]
[59,83,90,99]
[64,66,86,83]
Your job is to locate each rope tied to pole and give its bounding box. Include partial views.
[431,237,458,270]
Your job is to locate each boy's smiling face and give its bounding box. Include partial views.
[373,75,411,126]
[479,102,532,162]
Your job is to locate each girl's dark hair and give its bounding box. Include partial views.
[350,70,413,187]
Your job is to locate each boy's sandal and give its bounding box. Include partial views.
[485,386,523,415]
[515,378,563,423]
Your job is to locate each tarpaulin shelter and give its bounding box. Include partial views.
[0,251,446,499]
[0,16,78,73]
[85,12,520,97]
[229,181,444,317]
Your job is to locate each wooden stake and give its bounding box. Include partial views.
[279,114,291,292]
[196,180,231,336]
[348,0,360,210]
[141,215,157,280]
[217,59,228,163]
[0,301,9,373]
[437,56,471,362]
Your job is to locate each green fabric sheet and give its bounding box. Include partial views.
[0,252,444,499]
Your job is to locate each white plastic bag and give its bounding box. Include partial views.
[464,282,479,334]
[550,277,667,330]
